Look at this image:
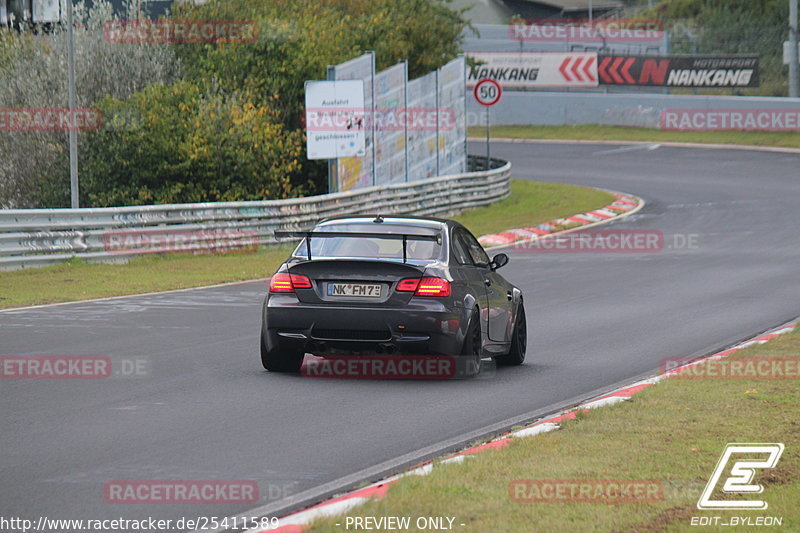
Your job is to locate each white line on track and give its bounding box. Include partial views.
[592,144,661,156]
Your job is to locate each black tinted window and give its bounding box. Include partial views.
[451,229,471,264]
[459,229,490,266]
[292,223,442,262]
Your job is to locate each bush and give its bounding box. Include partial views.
[82,81,304,206]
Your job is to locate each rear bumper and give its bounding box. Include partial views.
[262,295,467,355]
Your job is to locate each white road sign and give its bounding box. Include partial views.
[474,78,502,106]
[305,80,366,160]
[34,0,61,22]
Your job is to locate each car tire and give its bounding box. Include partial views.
[459,308,482,377]
[496,303,526,366]
[261,332,304,372]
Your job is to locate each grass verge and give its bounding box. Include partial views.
[468,125,800,150]
[452,179,612,238]
[306,326,800,532]
[0,180,613,309]
[0,246,293,310]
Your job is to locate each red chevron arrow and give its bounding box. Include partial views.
[608,57,625,84]
[559,58,572,81]
[620,57,636,84]
[570,56,585,82]
[582,56,597,82]
[598,56,612,84]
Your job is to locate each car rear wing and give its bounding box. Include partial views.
[273,230,442,263]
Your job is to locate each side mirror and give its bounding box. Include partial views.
[490,253,509,270]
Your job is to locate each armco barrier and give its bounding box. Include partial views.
[0,156,510,270]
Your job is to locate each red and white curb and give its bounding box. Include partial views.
[477,192,644,250]
[256,319,796,532]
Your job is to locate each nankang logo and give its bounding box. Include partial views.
[697,443,784,510]
[667,69,755,87]
[468,67,540,82]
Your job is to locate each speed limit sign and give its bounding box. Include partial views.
[474,78,501,170]
[474,78,502,107]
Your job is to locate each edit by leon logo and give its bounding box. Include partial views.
[697,443,784,510]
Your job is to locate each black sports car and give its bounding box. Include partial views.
[261,215,526,376]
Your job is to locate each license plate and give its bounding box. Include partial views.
[327,282,382,298]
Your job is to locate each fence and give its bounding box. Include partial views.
[326,53,467,192]
[463,20,790,97]
[0,156,510,270]
[466,91,800,128]
[463,23,670,95]
[463,20,800,129]
[464,23,670,56]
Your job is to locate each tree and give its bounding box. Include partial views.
[171,0,469,193]
[641,0,788,95]
[0,0,180,207]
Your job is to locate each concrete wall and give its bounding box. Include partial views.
[467,91,800,128]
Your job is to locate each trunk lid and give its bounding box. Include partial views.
[288,259,426,306]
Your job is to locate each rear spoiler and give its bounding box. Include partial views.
[273,230,442,263]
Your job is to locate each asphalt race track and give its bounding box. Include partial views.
[2,141,799,526]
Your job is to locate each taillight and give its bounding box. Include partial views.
[269,273,312,293]
[396,278,420,292]
[290,274,312,289]
[416,277,451,297]
[397,277,451,297]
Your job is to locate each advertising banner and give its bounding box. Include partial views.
[467,52,598,89]
[597,55,759,88]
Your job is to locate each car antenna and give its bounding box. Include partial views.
[373,215,384,223]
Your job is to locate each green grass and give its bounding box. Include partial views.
[452,180,613,238]
[306,328,800,532]
[0,180,613,309]
[0,246,292,310]
[468,125,800,149]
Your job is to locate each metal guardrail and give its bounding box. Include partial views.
[0,156,511,270]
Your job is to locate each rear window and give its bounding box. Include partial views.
[291,223,443,262]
